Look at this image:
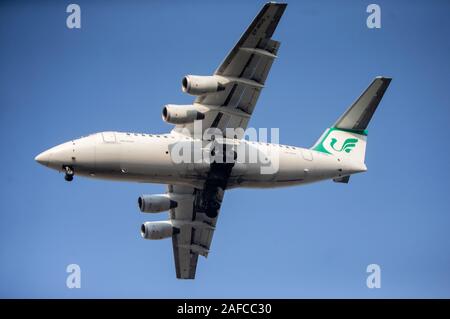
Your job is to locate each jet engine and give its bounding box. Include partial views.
[162,104,205,124]
[138,194,177,213]
[181,75,225,95]
[140,221,179,240]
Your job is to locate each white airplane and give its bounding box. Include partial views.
[35,3,391,279]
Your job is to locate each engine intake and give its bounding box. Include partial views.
[162,104,205,124]
[140,221,179,240]
[182,75,225,95]
[138,194,177,213]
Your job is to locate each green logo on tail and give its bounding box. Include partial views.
[330,138,358,153]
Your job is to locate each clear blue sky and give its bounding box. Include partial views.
[1,0,449,298]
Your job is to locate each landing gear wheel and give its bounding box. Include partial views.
[205,209,218,219]
[63,166,74,182]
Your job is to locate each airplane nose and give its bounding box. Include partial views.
[35,150,52,167]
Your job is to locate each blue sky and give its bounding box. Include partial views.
[1,0,450,298]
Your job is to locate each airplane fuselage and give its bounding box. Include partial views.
[35,131,366,189]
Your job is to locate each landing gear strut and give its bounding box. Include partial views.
[64,166,74,182]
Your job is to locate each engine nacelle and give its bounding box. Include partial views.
[138,194,177,213]
[140,221,179,240]
[162,104,205,125]
[182,75,225,95]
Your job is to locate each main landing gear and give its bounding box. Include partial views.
[63,166,74,182]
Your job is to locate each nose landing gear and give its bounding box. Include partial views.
[63,166,74,182]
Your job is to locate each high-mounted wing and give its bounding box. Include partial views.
[173,2,287,138]
[168,184,224,279]
[168,2,287,279]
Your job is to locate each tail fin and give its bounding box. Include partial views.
[311,76,391,163]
